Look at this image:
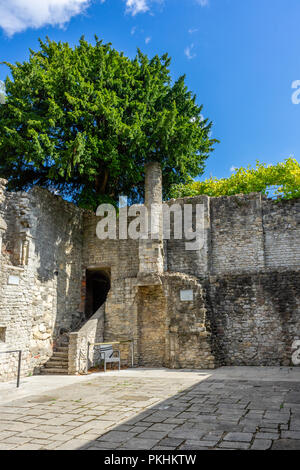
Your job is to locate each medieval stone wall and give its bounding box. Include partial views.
[0,171,299,381]
[263,198,300,271]
[75,191,300,370]
[166,193,300,277]
[0,184,83,381]
[166,193,300,367]
[207,271,300,366]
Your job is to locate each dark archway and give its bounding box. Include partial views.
[85,269,111,319]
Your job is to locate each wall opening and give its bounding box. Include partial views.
[85,269,111,320]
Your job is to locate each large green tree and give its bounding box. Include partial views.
[0,37,217,209]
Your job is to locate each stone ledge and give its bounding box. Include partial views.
[137,272,162,287]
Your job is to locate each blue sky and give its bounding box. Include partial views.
[0,0,299,180]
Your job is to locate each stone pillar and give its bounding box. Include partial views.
[138,162,164,285]
[145,162,162,214]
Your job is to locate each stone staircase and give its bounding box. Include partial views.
[40,337,69,375]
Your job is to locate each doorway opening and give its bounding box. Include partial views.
[85,269,111,319]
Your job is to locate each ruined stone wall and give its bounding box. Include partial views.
[0,184,83,381]
[1,170,299,380]
[162,273,215,369]
[82,212,140,282]
[82,212,140,364]
[263,198,300,271]
[210,194,265,275]
[207,271,300,366]
[166,194,299,366]
[167,194,300,277]
[165,196,211,279]
[82,190,300,369]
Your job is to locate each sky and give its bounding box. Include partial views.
[0,0,299,180]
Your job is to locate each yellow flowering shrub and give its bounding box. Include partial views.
[170,158,300,201]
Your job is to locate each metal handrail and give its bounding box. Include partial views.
[0,349,22,387]
[86,340,134,374]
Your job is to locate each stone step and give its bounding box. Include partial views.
[45,361,68,368]
[55,346,69,352]
[52,351,68,358]
[50,354,68,361]
[46,358,68,363]
[40,368,68,375]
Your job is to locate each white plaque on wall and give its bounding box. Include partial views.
[180,289,194,302]
[8,275,20,286]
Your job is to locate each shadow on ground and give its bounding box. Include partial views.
[76,374,300,451]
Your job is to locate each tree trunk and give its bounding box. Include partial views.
[95,166,109,195]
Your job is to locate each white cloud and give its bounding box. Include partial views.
[145,36,151,44]
[188,28,198,34]
[0,0,94,36]
[125,0,163,16]
[125,0,149,16]
[184,43,196,60]
[125,0,208,17]
[230,166,237,173]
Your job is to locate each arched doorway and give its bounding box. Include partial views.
[85,269,111,319]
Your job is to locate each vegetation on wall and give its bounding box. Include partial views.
[169,158,300,201]
[0,37,217,209]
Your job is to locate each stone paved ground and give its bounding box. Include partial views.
[0,368,300,450]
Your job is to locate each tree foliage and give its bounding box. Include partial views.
[169,158,300,201]
[0,37,217,209]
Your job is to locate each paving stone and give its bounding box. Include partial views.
[148,423,177,432]
[15,443,44,450]
[168,429,205,440]
[281,431,300,439]
[137,430,167,440]
[251,439,272,450]
[75,433,102,441]
[290,421,300,431]
[0,443,17,450]
[96,431,136,443]
[85,442,118,450]
[48,434,73,442]
[271,439,300,450]
[3,436,31,445]
[119,438,159,450]
[180,443,210,450]
[224,432,253,442]
[218,441,250,450]
[1,371,300,451]
[152,446,176,450]
[255,432,279,440]
[55,439,91,450]
[0,431,16,440]
[159,437,185,448]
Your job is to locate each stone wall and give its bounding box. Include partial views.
[207,271,300,366]
[163,273,215,369]
[0,166,299,381]
[166,195,211,278]
[0,183,83,381]
[263,198,300,270]
[166,193,300,277]
[79,178,300,370]
[68,304,105,375]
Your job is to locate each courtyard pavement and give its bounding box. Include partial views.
[0,367,300,450]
